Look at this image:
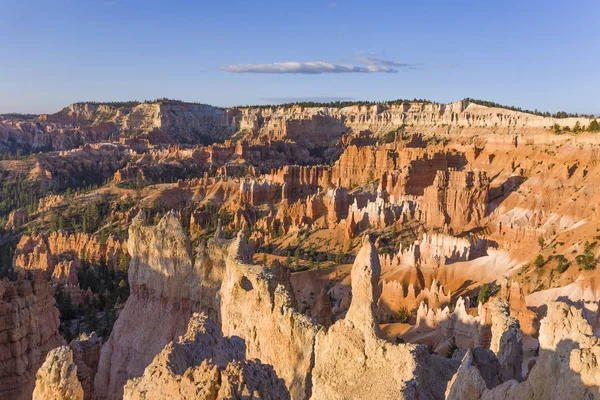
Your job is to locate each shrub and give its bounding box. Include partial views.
[397,307,410,323]
[446,337,458,358]
[575,241,597,270]
[538,235,545,250]
[553,123,563,134]
[557,259,568,273]
[477,283,492,305]
[534,254,545,268]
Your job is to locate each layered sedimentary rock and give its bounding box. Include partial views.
[30,333,101,400]
[488,299,523,382]
[234,101,592,147]
[445,348,501,400]
[2,99,593,155]
[311,237,457,399]
[0,275,63,400]
[93,212,474,400]
[377,279,451,321]
[41,101,237,146]
[420,169,488,232]
[498,279,538,336]
[448,301,600,399]
[69,333,102,400]
[415,297,490,353]
[216,232,320,400]
[123,313,290,400]
[32,346,84,400]
[4,208,28,231]
[36,143,129,191]
[95,210,320,400]
[95,211,201,400]
[13,231,127,284]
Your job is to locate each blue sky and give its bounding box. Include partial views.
[1,0,599,114]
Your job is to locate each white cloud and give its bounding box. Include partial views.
[354,57,415,69]
[220,61,399,74]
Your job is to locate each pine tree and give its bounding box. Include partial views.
[477,284,492,305]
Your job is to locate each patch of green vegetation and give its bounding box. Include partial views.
[575,241,597,271]
[397,307,410,323]
[0,171,44,218]
[466,98,595,118]
[446,337,458,358]
[235,98,437,109]
[477,283,494,305]
[534,254,546,268]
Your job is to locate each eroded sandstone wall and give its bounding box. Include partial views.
[94,211,202,400]
[0,275,64,400]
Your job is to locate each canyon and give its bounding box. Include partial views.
[1,98,600,399]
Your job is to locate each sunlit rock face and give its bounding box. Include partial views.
[32,346,84,400]
[311,237,458,400]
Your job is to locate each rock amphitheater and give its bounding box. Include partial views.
[1,99,599,399]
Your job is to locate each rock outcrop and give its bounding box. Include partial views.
[4,208,28,231]
[311,236,457,399]
[488,298,523,382]
[69,333,102,400]
[3,99,593,153]
[0,275,63,400]
[13,231,127,285]
[445,348,500,400]
[123,313,290,400]
[32,346,84,400]
[94,211,201,400]
[216,231,319,400]
[446,301,600,399]
[377,279,451,321]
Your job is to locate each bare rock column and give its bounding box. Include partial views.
[488,298,523,382]
[32,346,84,400]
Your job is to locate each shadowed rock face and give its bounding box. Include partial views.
[0,275,64,400]
[69,332,102,400]
[123,313,290,400]
[94,211,201,400]
[94,212,319,400]
[446,301,600,400]
[488,298,523,383]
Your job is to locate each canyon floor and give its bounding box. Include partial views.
[1,98,600,399]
